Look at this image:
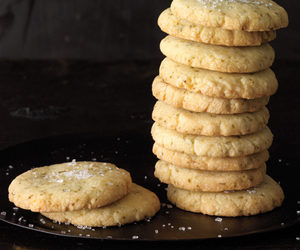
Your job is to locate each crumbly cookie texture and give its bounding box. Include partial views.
[155,160,266,192]
[171,0,288,31]
[151,122,273,157]
[152,101,269,136]
[158,9,276,46]
[159,58,278,99]
[160,36,275,73]
[153,143,269,171]
[167,175,284,216]
[152,76,269,114]
[8,161,132,212]
[41,184,160,227]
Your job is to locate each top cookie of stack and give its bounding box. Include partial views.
[152,0,288,216]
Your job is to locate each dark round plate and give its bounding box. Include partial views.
[0,132,299,241]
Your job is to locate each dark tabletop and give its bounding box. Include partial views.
[0,59,299,249]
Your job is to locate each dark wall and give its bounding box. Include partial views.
[0,0,298,61]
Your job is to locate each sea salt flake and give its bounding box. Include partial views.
[8,165,13,169]
[155,229,159,234]
[167,204,173,209]
[132,235,139,239]
[218,234,222,238]
[28,224,34,228]
[215,217,223,222]
[178,227,186,231]
[187,226,192,230]
[0,211,6,216]
[224,227,229,231]
[296,237,300,241]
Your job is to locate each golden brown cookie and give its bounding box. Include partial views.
[153,143,269,171]
[167,175,284,216]
[171,0,288,31]
[152,76,269,114]
[155,160,266,192]
[159,58,278,99]
[152,101,269,136]
[9,161,132,212]
[158,9,276,46]
[41,184,160,227]
[160,36,275,73]
[151,122,273,157]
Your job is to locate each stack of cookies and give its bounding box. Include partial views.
[9,161,160,227]
[151,0,288,216]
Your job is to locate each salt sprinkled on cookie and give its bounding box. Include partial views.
[197,0,273,10]
[8,161,132,212]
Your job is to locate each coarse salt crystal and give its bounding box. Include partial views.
[215,217,222,222]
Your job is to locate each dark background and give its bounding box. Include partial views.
[0,0,299,249]
[0,0,299,61]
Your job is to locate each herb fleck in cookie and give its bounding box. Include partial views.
[151,122,273,157]
[155,160,266,192]
[167,175,284,216]
[171,0,288,31]
[9,161,132,212]
[160,36,275,73]
[158,9,276,46]
[152,76,269,114]
[160,58,278,99]
[41,184,160,227]
[153,143,269,171]
[152,101,269,136]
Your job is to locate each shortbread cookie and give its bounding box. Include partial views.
[155,160,266,192]
[151,122,273,157]
[160,58,278,99]
[152,101,269,136]
[171,0,288,31]
[153,143,269,171]
[9,162,132,212]
[41,184,160,227]
[160,36,275,73]
[158,9,276,46]
[152,77,269,114]
[167,175,284,216]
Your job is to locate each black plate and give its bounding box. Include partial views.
[0,132,299,241]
